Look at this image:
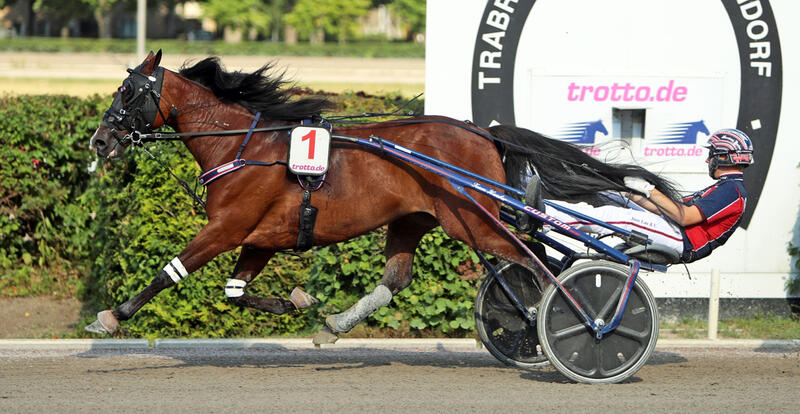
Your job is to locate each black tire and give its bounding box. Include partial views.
[475,259,561,369]
[537,261,659,384]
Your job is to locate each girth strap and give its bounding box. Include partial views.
[296,188,318,251]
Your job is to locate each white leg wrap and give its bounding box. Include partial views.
[327,285,393,333]
[164,257,189,284]
[225,279,247,298]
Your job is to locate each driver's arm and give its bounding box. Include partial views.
[628,190,704,226]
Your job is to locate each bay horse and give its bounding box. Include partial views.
[86,51,681,339]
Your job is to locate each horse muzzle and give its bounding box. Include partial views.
[90,126,128,159]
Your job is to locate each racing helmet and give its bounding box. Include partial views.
[705,128,754,176]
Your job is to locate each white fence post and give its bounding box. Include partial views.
[137,0,147,63]
[708,269,720,340]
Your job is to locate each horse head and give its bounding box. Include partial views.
[693,120,710,137]
[587,120,608,137]
[90,50,168,158]
[657,120,710,144]
[560,120,607,144]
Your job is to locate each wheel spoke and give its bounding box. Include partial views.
[488,301,520,313]
[519,274,541,307]
[613,325,649,343]
[594,342,604,377]
[570,285,598,319]
[552,322,588,340]
[596,283,624,321]
[509,329,524,359]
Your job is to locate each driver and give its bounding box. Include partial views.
[545,128,753,263]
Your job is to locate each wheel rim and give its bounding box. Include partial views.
[539,262,657,381]
[478,263,545,364]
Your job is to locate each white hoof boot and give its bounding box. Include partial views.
[289,287,319,310]
[84,310,119,335]
[325,285,393,333]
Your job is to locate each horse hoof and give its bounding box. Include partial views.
[289,287,319,310]
[84,310,119,335]
[325,314,352,334]
[312,326,339,345]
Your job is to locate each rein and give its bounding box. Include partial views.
[129,125,295,143]
[128,112,318,209]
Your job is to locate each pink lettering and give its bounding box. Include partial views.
[673,86,687,102]
[594,86,609,101]
[567,82,580,101]
[565,80,688,103]
[643,146,706,157]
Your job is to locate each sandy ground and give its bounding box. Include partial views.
[0,51,425,96]
[0,51,425,82]
[0,347,798,413]
[0,297,82,338]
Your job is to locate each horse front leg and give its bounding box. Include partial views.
[85,221,240,336]
[224,246,318,314]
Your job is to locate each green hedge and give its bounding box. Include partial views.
[0,93,483,338]
[0,95,103,296]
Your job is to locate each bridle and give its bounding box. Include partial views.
[102,66,171,146]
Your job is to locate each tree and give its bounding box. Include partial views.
[390,0,425,41]
[33,0,91,37]
[202,0,271,41]
[79,0,119,39]
[284,0,370,44]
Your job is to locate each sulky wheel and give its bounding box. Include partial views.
[475,259,562,369]
[537,260,658,384]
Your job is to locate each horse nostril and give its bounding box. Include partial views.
[95,139,106,148]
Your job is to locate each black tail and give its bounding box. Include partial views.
[490,124,682,206]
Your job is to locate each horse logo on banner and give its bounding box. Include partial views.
[558,120,608,144]
[655,120,709,145]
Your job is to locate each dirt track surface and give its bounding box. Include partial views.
[1,347,798,413]
[0,297,81,338]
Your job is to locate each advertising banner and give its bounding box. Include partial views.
[426,0,798,298]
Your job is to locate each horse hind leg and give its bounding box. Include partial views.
[437,198,548,287]
[314,213,435,344]
[225,247,318,314]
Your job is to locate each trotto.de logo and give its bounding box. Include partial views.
[654,120,710,145]
[566,80,688,103]
[644,120,710,158]
[557,120,608,145]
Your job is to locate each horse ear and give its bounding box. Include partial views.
[140,49,163,75]
[153,49,162,68]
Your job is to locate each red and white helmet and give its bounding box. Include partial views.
[705,128,754,169]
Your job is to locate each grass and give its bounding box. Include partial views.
[0,37,425,58]
[0,77,424,98]
[659,315,800,340]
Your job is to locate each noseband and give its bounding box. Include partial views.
[102,66,169,145]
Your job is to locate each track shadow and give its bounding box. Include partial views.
[75,344,504,372]
[754,342,800,354]
[70,342,693,385]
[647,350,689,365]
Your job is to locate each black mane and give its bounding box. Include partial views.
[178,57,331,120]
